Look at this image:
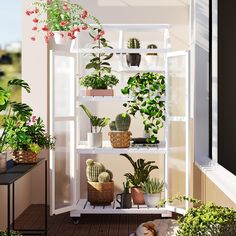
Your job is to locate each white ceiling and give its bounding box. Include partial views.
[98,0,190,7]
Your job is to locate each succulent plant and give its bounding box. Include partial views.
[115,113,131,131]
[141,178,164,194]
[86,159,105,182]
[109,121,117,131]
[98,171,111,183]
[127,38,140,49]
[147,44,158,56]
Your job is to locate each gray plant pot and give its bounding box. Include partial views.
[144,193,161,208]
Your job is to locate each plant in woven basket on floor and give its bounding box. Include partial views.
[121,153,159,205]
[80,104,110,147]
[5,115,55,163]
[86,159,114,205]
[108,113,132,148]
[0,79,33,171]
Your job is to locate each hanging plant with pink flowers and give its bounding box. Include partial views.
[26,0,104,43]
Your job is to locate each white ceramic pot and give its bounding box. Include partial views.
[145,55,159,69]
[144,193,161,208]
[53,31,69,45]
[0,152,7,173]
[87,132,103,147]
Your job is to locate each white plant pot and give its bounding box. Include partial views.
[87,132,103,148]
[145,55,159,69]
[144,193,161,208]
[53,31,69,45]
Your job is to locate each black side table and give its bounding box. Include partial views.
[0,158,47,236]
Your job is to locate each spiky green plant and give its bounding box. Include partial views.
[127,38,140,49]
[115,113,131,131]
[123,180,130,194]
[98,171,111,183]
[141,178,164,194]
[121,153,159,187]
[147,44,158,56]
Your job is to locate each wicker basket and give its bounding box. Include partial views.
[13,150,38,164]
[108,131,132,148]
[87,181,114,205]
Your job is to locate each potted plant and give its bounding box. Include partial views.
[0,79,33,170]
[80,104,110,147]
[146,44,158,68]
[5,115,55,163]
[0,231,22,236]
[116,180,132,209]
[26,0,103,44]
[121,153,159,205]
[121,72,166,143]
[80,33,119,96]
[86,159,114,205]
[141,178,164,207]
[126,38,141,67]
[108,113,132,148]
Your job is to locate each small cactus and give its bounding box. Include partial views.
[86,159,105,182]
[147,44,158,56]
[109,121,117,131]
[127,38,140,49]
[105,169,113,180]
[115,113,131,131]
[98,171,111,183]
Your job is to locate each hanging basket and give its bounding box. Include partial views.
[13,150,38,164]
[87,181,114,205]
[109,131,132,148]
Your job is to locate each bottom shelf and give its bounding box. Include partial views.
[70,199,174,217]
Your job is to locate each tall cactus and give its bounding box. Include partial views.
[115,113,131,131]
[86,159,105,182]
[127,38,140,49]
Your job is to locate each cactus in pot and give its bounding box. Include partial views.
[146,43,159,68]
[115,113,131,131]
[126,37,141,67]
[147,44,158,56]
[86,159,105,182]
[109,121,117,131]
[98,172,111,183]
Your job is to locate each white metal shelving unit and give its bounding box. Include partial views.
[49,24,190,218]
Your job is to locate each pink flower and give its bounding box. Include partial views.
[49,32,54,37]
[99,30,105,36]
[31,116,37,123]
[94,35,100,41]
[72,26,80,33]
[81,10,88,19]
[33,18,39,23]
[26,10,31,16]
[32,26,37,31]
[42,25,49,31]
[82,25,88,30]
[60,21,69,27]
[31,36,36,41]
[44,35,49,44]
[34,8,39,14]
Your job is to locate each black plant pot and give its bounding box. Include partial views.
[126,53,141,67]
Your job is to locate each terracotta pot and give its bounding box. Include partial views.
[85,89,114,96]
[131,187,145,205]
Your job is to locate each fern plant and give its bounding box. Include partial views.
[121,153,159,187]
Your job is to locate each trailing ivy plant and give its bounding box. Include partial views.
[121,72,165,143]
[80,30,119,89]
[158,195,236,236]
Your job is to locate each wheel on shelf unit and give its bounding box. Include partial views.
[72,217,80,225]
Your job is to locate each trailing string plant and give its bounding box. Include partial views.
[26,0,104,43]
[121,72,165,143]
[80,104,110,133]
[80,30,119,89]
[0,79,33,152]
[157,195,236,236]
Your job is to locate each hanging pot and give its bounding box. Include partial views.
[53,31,70,45]
[87,132,103,147]
[0,152,7,173]
[126,54,141,67]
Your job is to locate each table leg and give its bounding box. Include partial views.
[12,182,15,230]
[45,159,48,235]
[7,184,10,236]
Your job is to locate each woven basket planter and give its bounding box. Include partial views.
[108,131,132,148]
[87,181,114,205]
[13,150,38,164]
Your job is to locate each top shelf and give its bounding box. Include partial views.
[100,24,171,31]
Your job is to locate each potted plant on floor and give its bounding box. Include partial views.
[108,113,132,148]
[5,115,55,163]
[80,104,110,147]
[0,231,22,236]
[126,38,141,67]
[146,44,159,68]
[141,178,164,207]
[26,0,103,44]
[86,159,114,205]
[121,72,166,143]
[0,79,33,169]
[80,33,119,96]
[121,153,159,205]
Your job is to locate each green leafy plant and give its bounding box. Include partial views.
[127,38,141,49]
[80,31,119,89]
[121,153,158,187]
[5,116,55,153]
[0,231,22,236]
[141,178,164,194]
[0,79,32,152]
[147,44,158,56]
[26,0,103,42]
[121,72,165,143]
[80,104,110,132]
